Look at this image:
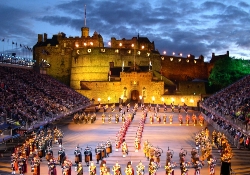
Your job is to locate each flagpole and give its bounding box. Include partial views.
[84,5,86,27]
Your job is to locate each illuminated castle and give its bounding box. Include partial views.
[33,23,229,106]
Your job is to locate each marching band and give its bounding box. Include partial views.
[6,102,236,175]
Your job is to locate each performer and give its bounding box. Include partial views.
[165,162,174,175]
[18,156,25,175]
[74,145,82,165]
[163,114,167,124]
[193,161,202,175]
[180,162,188,175]
[169,115,173,124]
[208,157,216,175]
[76,163,83,175]
[125,163,134,175]
[32,155,41,175]
[192,114,197,126]
[136,161,145,175]
[95,145,102,164]
[108,114,112,123]
[106,139,112,156]
[48,159,57,175]
[179,115,183,126]
[102,113,105,123]
[89,161,96,175]
[45,147,53,162]
[84,146,93,166]
[11,158,16,175]
[58,147,66,165]
[112,162,122,175]
[178,104,181,113]
[150,115,154,124]
[148,161,158,175]
[115,114,119,123]
[186,114,190,126]
[135,137,140,152]
[156,115,161,124]
[122,140,128,157]
[100,163,108,175]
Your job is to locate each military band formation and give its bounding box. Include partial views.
[9,102,232,175]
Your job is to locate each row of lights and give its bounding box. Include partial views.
[163,51,192,57]
[75,42,94,48]
[151,96,194,103]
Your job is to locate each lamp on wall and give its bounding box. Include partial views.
[108,97,110,104]
[152,96,155,104]
[97,98,101,105]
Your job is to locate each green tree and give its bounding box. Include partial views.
[209,57,250,89]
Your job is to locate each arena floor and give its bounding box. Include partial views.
[0,106,250,175]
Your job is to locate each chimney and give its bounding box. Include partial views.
[38,34,43,43]
[44,33,47,42]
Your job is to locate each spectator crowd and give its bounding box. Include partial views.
[0,66,90,141]
[200,75,250,149]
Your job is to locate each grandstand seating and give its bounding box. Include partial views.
[0,66,91,143]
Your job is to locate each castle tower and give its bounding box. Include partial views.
[81,27,89,37]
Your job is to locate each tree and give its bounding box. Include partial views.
[209,57,250,89]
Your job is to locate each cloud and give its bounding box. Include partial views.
[0,0,250,61]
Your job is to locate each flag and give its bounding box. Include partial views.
[12,41,15,44]
[1,39,4,42]
[20,44,22,47]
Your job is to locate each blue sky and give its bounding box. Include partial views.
[0,0,250,61]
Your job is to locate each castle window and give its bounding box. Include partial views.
[127,50,131,54]
[147,53,150,57]
[186,59,189,63]
[142,87,146,98]
[137,51,141,55]
[115,49,119,53]
[90,42,93,46]
[128,61,132,66]
[194,60,196,63]
[170,58,173,61]
[64,43,66,47]
[142,45,144,49]
[178,59,181,62]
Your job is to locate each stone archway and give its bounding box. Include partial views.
[131,90,139,101]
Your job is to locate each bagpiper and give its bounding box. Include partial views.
[105,139,112,157]
[136,161,145,175]
[74,145,82,165]
[58,147,66,165]
[112,162,122,175]
[89,161,96,175]
[84,146,93,166]
[11,157,16,175]
[95,144,102,164]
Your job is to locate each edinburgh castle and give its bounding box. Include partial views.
[33,26,229,106]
